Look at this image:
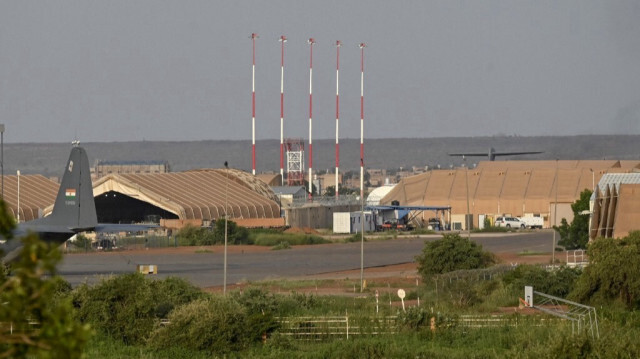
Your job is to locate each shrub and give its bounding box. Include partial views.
[570,232,640,308]
[252,233,328,246]
[415,233,496,280]
[213,219,251,244]
[176,224,216,246]
[502,265,581,299]
[0,234,91,358]
[148,297,249,354]
[72,274,204,345]
[70,233,92,251]
[232,288,280,341]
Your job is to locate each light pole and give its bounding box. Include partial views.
[552,159,558,265]
[17,170,20,223]
[250,33,258,176]
[359,42,366,292]
[1,124,4,201]
[307,38,316,200]
[223,161,229,295]
[589,168,595,192]
[279,35,286,183]
[464,156,471,238]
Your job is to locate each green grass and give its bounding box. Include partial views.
[84,336,212,359]
[518,249,547,256]
[472,226,511,233]
[411,228,437,235]
[252,233,330,246]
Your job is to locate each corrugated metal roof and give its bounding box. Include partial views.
[93,169,280,220]
[383,165,600,222]
[96,160,169,166]
[2,175,59,221]
[592,172,640,200]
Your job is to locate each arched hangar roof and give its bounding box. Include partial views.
[2,174,58,221]
[92,169,280,220]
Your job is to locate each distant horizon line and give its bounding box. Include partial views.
[3,133,637,145]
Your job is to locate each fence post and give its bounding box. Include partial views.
[346,315,349,340]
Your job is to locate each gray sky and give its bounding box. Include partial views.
[1,1,640,143]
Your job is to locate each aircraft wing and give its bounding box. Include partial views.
[95,223,159,233]
[448,153,487,157]
[492,151,543,157]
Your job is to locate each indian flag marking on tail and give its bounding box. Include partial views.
[65,189,76,200]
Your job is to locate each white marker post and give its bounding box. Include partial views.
[398,289,406,312]
[375,290,379,314]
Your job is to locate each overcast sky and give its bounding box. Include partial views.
[1,1,640,143]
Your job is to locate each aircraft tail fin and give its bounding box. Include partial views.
[44,146,97,230]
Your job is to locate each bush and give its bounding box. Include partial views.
[176,224,216,246]
[570,232,640,308]
[252,233,329,246]
[72,274,204,345]
[213,219,251,244]
[0,234,92,359]
[502,265,581,299]
[232,288,280,341]
[70,233,92,250]
[148,297,249,354]
[415,233,496,280]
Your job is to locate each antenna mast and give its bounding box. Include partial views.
[250,33,258,175]
[279,35,287,183]
[335,40,342,198]
[359,43,366,201]
[307,38,316,199]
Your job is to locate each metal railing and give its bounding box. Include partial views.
[527,288,599,339]
[276,316,397,340]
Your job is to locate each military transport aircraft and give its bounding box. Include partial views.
[449,147,543,161]
[1,144,153,263]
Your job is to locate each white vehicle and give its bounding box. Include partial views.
[494,216,525,229]
[519,216,544,229]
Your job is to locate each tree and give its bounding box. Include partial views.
[0,201,91,358]
[570,231,640,309]
[415,233,496,280]
[324,185,356,197]
[213,219,250,245]
[554,189,592,250]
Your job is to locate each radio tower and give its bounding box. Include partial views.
[279,35,287,183]
[335,40,342,198]
[359,43,366,201]
[307,38,315,199]
[250,33,258,175]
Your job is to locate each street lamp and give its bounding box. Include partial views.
[552,159,558,265]
[1,124,4,201]
[464,156,471,238]
[17,170,20,223]
[223,161,229,295]
[589,168,595,192]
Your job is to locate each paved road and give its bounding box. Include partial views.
[58,231,554,287]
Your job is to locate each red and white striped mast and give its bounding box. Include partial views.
[250,33,258,175]
[279,35,287,182]
[335,40,342,198]
[359,43,366,201]
[307,38,315,199]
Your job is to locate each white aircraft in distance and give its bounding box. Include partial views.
[449,147,543,161]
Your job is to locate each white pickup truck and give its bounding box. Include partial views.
[519,217,544,229]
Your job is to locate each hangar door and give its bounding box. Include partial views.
[95,191,178,224]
